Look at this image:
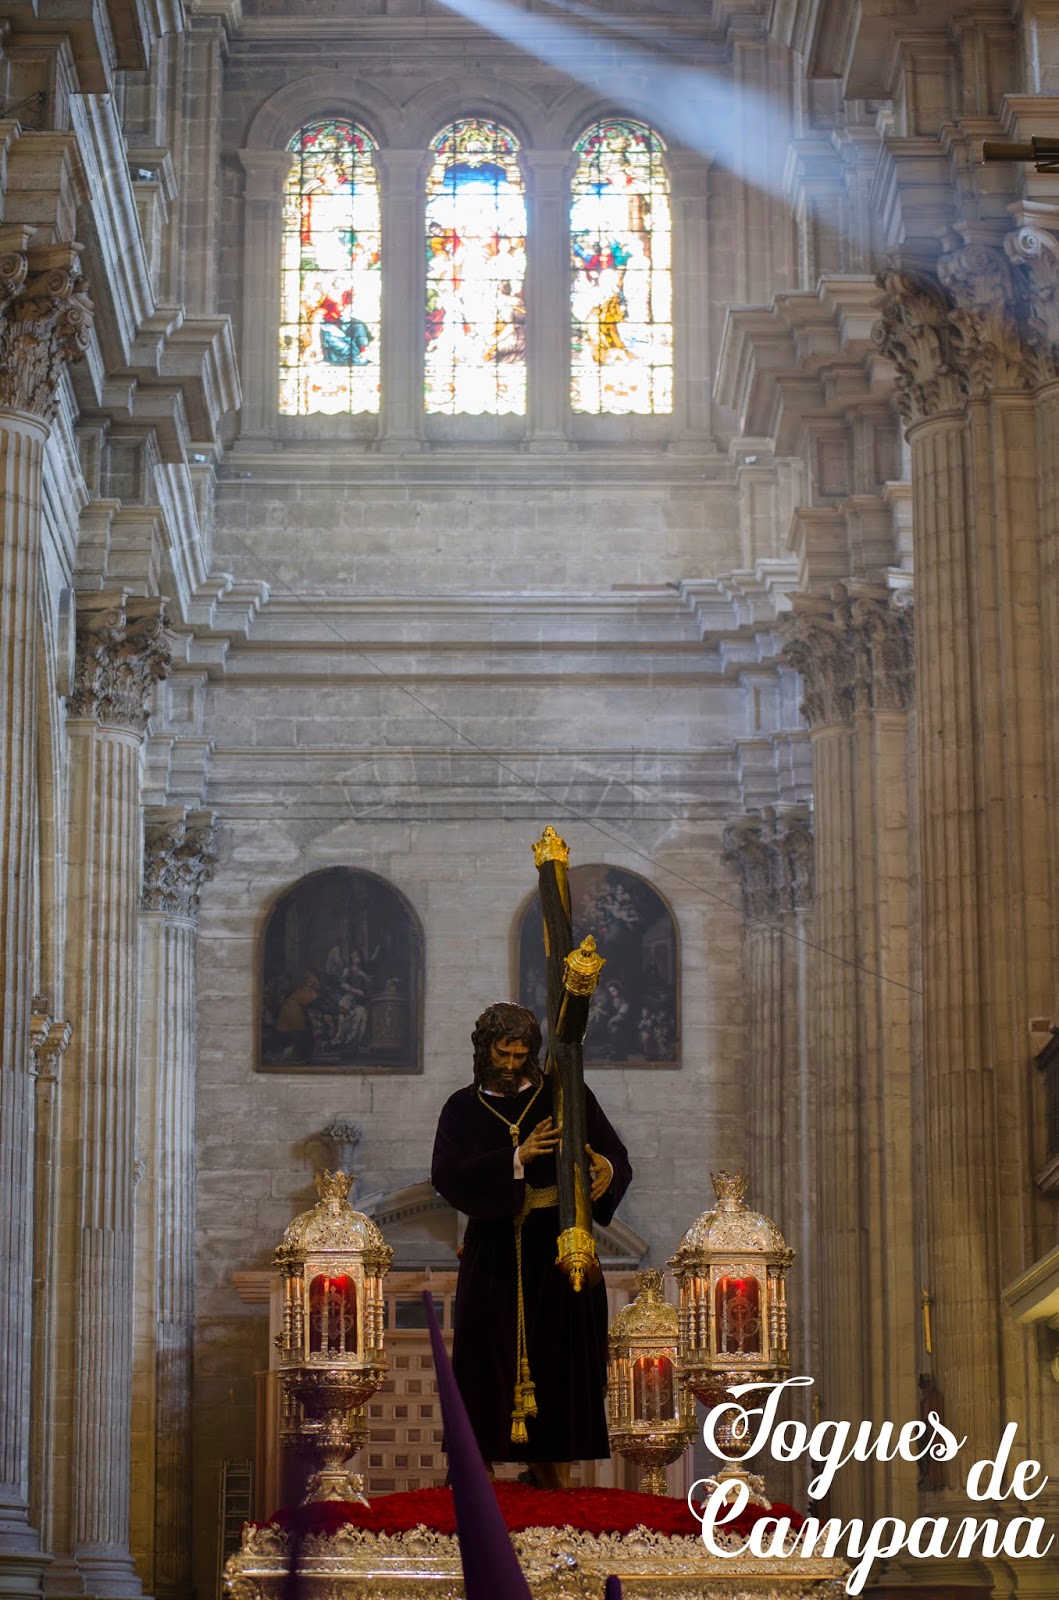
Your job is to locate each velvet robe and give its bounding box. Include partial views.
[431,1080,632,1464]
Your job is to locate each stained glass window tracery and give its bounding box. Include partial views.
[280,119,381,416]
[570,119,672,416]
[425,119,527,416]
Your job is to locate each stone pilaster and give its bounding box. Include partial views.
[779,585,917,1522]
[723,804,814,1507]
[377,149,426,452]
[874,249,1059,1490]
[28,1001,72,1559]
[132,807,215,1600]
[52,596,170,1598]
[0,236,91,1595]
[522,150,570,452]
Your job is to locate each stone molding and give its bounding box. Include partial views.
[723,805,814,921]
[142,806,218,919]
[70,596,172,733]
[0,238,93,421]
[29,997,73,1082]
[779,586,913,726]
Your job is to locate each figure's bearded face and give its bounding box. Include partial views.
[485,1034,530,1093]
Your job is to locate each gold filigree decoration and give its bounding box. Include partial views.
[532,824,570,868]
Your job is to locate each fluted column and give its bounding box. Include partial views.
[724,805,814,1506]
[874,253,1059,1490]
[0,234,91,1594]
[54,597,170,1598]
[131,809,216,1600]
[28,1001,72,1561]
[780,600,863,1516]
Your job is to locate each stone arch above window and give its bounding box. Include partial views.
[279,119,382,417]
[570,118,672,416]
[424,118,527,417]
[258,867,423,1074]
[517,864,680,1069]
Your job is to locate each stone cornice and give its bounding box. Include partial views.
[715,277,895,444]
[71,592,172,733]
[0,236,93,421]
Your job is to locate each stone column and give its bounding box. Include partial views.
[779,599,863,1516]
[874,255,1059,1487]
[0,234,91,1596]
[723,804,814,1507]
[377,150,427,452]
[28,1001,72,1560]
[131,808,216,1600]
[54,596,170,1597]
[522,150,570,452]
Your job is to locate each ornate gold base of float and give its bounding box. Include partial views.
[225,1523,850,1600]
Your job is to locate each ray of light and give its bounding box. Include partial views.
[433,0,794,200]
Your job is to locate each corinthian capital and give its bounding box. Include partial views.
[1005,224,1059,386]
[872,268,967,425]
[936,241,1030,398]
[71,596,172,734]
[0,241,93,420]
[778,599,855,729]
[848,587,915,714]
[724,805,814,921]
[142,806,217,919]
[723,815,774,921]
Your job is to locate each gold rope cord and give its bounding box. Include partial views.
[510,1184,558,1442]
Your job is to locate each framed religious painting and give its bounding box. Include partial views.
[258,867,423,1073]
[517,864,680,1068]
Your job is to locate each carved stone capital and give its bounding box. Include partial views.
[1005,224,1059,387]
[847,587,915,714]
[872,267,967,425]
[936,241,1031,398]
[0,242,93,420]
[724,806,814,921]
[723,816,773,922]
[142,806,217,919]
[29,997,73,1082]
[71,597,172,734]
[778,601,855,729]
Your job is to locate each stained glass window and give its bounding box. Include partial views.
[280,120,381,416]
[570,120,672,415]
[425,119,527,416]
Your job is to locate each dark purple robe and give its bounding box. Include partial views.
[431,1080,632,1464]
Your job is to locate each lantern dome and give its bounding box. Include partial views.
[608,1268,678,1345]
[277,1170,390,1261]
[669,1170,790,1264]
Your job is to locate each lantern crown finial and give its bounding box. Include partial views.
[634,1267,664,1299]
[315,1168,355,1207]
[711,1170,750,1211]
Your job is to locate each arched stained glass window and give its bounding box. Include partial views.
[570,119,672,415]
[425,119,527,416]
[280,120,381,416]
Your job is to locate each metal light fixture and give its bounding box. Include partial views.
[274,1169,392,1503]
[668,1171,794,1479]
[607,1268,695,1495]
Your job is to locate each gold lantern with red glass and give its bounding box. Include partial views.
[607,1269,695,1495]
[668,1171,794,1477]
[274,1169,392,1503]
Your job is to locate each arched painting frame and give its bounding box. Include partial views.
[516,864,680,1069]
[258,867,423,1073]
